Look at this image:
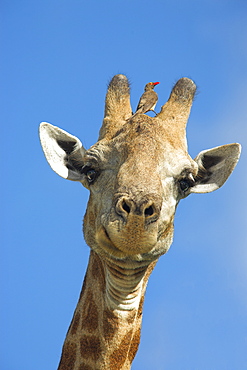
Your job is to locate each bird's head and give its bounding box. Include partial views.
[145,82,160,90]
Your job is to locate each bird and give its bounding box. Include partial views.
[134,82,160,115]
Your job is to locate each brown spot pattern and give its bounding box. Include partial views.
[137,296,144,318]
[81,291,98,333]
[91,251,105,291]
[57,341,77,370]
[79,272,88,301]
[109,331,132,370]
[79,364,94,370]
[103,308,119,342]
[70,311,81,335]
[80,335,102,361]
[128,329,141,363]
[126,310,136,325]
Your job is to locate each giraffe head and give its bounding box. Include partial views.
[39,74,241,266]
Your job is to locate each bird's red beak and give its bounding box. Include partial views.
[153,82,160,85]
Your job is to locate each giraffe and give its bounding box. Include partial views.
[39,74,241,370]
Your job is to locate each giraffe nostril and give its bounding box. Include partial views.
[116,197,160,221]
[122,201,131,214]
[144,205,154,217]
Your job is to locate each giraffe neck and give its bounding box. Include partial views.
[57,250,156,370]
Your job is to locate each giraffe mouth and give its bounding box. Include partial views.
[95,226,128,259]
[96,216,158,257]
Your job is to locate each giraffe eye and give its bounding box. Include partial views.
[82,166,98,184]
[86,169,97,183]
[179,179,191,192]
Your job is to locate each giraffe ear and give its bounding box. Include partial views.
[39,122,86,181]
[190,143,241,194]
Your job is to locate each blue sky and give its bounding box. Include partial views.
[1,1,247,369]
